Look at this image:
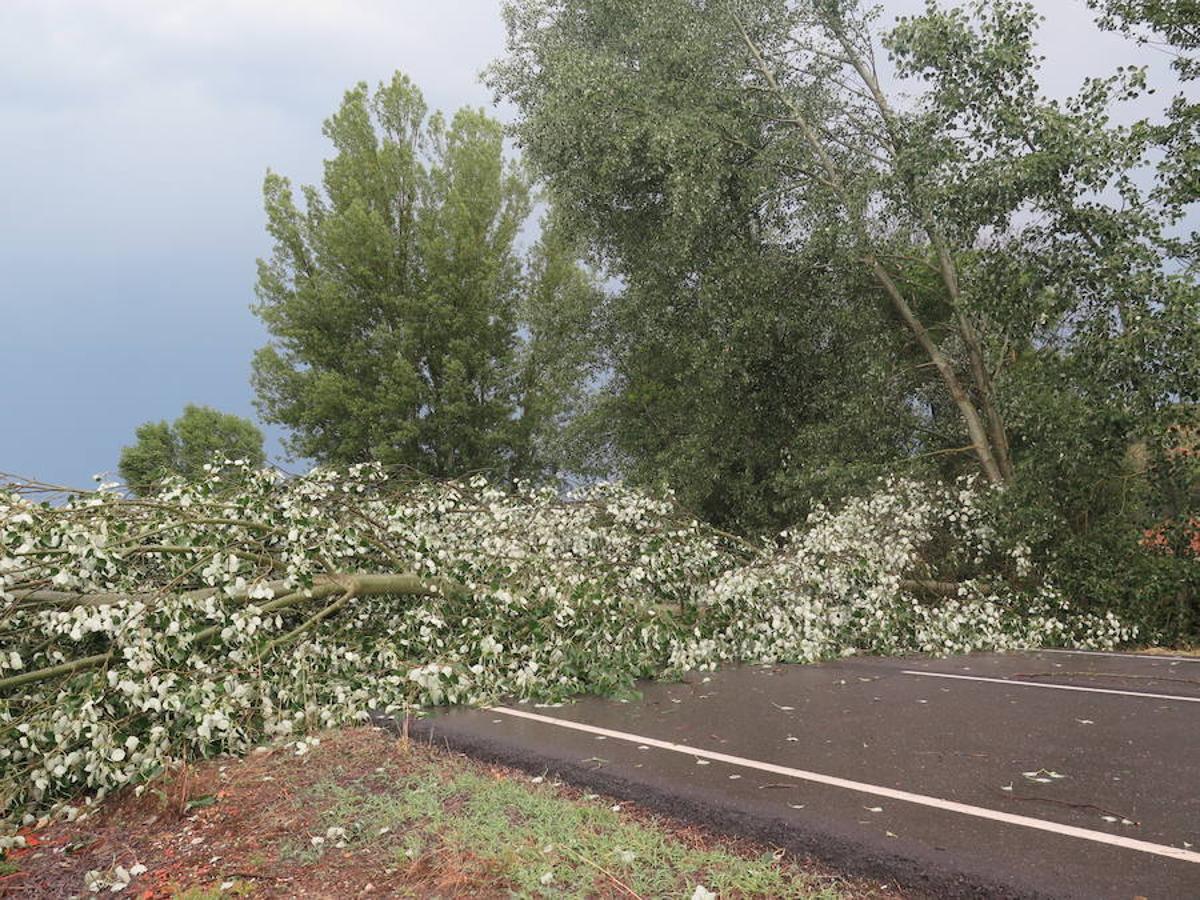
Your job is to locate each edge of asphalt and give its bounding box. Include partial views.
[374,710,1055,900]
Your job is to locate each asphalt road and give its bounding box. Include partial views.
[398,650,1200,899]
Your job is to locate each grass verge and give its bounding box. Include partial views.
[2,727,901,898]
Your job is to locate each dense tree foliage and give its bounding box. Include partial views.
[1,464,1131,847]
[576,239,924,530]
[491,0,1200,632]
[253,72,599,480]
[1089,0,1198,259]
[117,405,264,496]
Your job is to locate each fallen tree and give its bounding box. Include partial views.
[1,461,1134,836]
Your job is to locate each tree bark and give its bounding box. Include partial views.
[867,259,1006,483]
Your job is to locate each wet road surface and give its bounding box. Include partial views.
[395,650,1200,899]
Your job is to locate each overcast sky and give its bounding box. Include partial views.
[0,0,1177,488]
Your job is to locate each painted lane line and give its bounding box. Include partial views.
[903,669,1200,703]
[486,705,1200,865]
[1033,648,1200,664]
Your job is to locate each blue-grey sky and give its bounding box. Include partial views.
[0,0,1176,488]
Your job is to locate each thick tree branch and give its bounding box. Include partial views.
[824,11,1014,481]
[0,573,463,693]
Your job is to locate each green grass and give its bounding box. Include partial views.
[292,754,844,899]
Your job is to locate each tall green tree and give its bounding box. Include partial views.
[493,0,1194,487]
[493,0,1200,626]
[119,405,265,496]
[252,72,598,479]
[492,1,933,526]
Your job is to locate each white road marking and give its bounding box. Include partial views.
[903,669,1200,703]
[487,705,1200,865]
[1032,648,1200,664]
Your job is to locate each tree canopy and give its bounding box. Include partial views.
[490,0,1200,625]
[252,72,599,481]
[117,405,265,496]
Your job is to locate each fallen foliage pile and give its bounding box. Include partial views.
[1,462,1134,839]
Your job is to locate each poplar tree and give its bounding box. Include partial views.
[253,72,599,479]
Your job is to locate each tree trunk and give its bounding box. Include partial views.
[868,258,1006,483]
[733,10,1013,484]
